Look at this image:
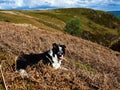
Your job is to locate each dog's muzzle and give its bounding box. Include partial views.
[57,53,64,60]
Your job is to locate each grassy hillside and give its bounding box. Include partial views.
[0,22,120,90]
[0,8,120,90]
[0,8,120,48]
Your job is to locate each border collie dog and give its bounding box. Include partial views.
[16,43,66,77]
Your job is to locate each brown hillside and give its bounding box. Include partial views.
[0,22,120,90]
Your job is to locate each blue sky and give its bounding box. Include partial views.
[0,0,120,11]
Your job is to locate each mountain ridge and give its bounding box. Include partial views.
[109,11,120,15]
[0,8,120,49]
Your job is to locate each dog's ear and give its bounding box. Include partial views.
[52,43,58,57]
[60,45,66,48]
[52,43,58,48]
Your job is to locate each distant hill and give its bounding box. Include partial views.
[0,8,120,50]
[109,11,120,20]
[109,11,120,15]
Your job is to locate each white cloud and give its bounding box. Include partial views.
[0,0,120,11]
[0,0,24,9]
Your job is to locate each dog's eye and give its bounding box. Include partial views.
[57,52,61,54]
[58,52,64,55]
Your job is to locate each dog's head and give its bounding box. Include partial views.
[52,43,66,60]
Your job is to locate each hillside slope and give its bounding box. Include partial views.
[0,8,120,48]
[0,22,120,90]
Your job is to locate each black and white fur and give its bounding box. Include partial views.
[16,43,66,77]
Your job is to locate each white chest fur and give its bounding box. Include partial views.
[48,50,61,69]
[52,56,61,69]
[52,55,61,69]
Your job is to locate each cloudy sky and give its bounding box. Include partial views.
[0,0,120,11]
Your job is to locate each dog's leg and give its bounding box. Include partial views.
[18,69,29,78]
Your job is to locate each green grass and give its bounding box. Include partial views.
[0,52,7,60]
[75,63,95,73]
[0,84,5,90]
[0,8,120,48]
[0,55,7,60]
